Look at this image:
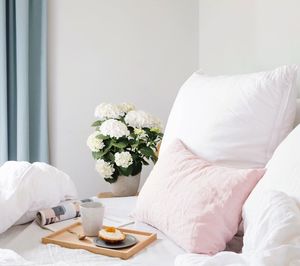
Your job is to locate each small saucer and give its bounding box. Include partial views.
[94,234,137,249]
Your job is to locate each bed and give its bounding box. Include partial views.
[1,70,300,266]
[1,100,300,266]
[0,196,185,266]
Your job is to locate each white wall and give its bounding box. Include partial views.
[48,0,198,198]
[198,0,300,89]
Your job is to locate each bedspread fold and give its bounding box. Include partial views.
[0,161,77,234]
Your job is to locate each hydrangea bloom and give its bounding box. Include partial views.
[99,119,130,139]
[89,102,163,183]
[87,131,105,152]
[125,110,162,129]
[94,103,124,120]
[119,103,135,113]
[115,151,133,168]
[95,159,114,178]
[134,128,148,140]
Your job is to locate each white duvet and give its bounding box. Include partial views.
[0,247,135,266]
[175,191,300,266]
[0,161,77,234]
[0,197,184,266]
[1,162,300,266]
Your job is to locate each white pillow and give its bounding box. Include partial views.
[161,66,298,168]
[244,124,300,219]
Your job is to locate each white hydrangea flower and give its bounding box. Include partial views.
[115,151,133,168]
[87,131,105,152]
[94,103,124,120]
[119,103,135,113]
[99,119,130,139]
[134,128,148,140]
[125,110,162,129]
[95,159,115,178]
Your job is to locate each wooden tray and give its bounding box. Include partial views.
[41,222,157,259]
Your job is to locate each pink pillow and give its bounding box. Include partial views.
[135,139,265,254]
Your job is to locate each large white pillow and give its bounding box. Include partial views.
[161,66,298,168]
[244,124,300,219]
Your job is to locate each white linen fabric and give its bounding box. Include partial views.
[243,191,300,254]
[175,191,300,266]
[0,197,184,266]
[0,247,135,266]
[15,210,40,225]
[2,192,299,266]
[0,224,28,249]
[0,161,77,234]
[161,66,298,168]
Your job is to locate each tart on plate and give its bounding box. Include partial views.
[98,227,126,243]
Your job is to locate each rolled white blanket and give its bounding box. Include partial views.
[0,161,77,234]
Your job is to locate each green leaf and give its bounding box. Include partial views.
[96,134,110,140]
[112,141,127,149]
[91,120,102,127]
[118,165,133,176]
[140,146,155,158]
[132,161,142,176]
[108,152,115,162]
[93,141,113,159]
[92,151,106,160]
[131,143,139,150]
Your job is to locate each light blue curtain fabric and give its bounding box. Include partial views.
[0,0,48,164]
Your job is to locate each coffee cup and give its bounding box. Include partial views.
[80,202,104,236]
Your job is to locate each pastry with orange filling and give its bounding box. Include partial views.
[98,227,125,243]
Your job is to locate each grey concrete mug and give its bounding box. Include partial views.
[80,202,104,236]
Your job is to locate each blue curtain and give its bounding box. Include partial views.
[0,0,48,164]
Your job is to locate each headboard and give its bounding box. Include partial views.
[295,99,300,126]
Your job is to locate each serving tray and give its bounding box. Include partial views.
[41,222,157,259]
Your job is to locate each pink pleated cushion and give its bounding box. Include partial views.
[135,139,265,254]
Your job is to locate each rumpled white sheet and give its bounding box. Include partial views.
[0,197,184,266]
[0,161,77,234]
[0,246,136,266]
[175,191,300,266]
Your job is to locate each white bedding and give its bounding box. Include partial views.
[2,193,300,266]
[0,224,28,249]
[0,161,77,234]
[175,191,300,266]
[0,197,185,266]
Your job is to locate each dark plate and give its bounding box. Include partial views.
[94,234,137,249]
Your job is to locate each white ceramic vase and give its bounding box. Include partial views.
[111,173,141,197]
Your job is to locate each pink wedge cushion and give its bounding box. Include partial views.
[135,139,265,254]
